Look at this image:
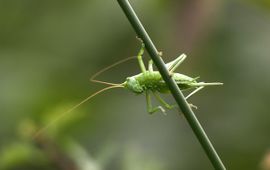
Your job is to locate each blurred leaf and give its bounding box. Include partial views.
[0,142,50,170]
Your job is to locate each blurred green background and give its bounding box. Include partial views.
[1,0,270,169]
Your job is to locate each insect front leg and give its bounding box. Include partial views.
[146,91,165,114]
[137,43,146,73]
[153,92,176,110]
[166,54,187,74]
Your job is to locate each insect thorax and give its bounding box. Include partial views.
[124,71,168,93]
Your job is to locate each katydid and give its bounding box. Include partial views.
[33,43,222,138]
[91,43,223,113]
[71,42,223,114]
[121,44,223,113]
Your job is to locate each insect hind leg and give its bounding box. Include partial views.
[166,54,187,74]
[137,43,147,73]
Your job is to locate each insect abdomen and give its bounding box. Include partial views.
[173,73,197,90]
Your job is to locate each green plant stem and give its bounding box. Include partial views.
[117,0,226,169]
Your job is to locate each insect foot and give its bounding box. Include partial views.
[159,106,165,113]
[189,103,198,109]
[159,106,168,116]
[148,106,166,115]
[158,51,163,57]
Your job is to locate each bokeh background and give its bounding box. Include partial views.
[1,0,270,170]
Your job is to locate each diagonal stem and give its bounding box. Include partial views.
[117,0,226,169]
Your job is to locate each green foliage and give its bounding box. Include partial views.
[0,142,49,170]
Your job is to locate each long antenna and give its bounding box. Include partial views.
[32,84,124,139]
[90,56,137,86]
[33,56,135,139]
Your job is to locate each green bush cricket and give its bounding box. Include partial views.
[91,42,223,113]
[33,42,222,138]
